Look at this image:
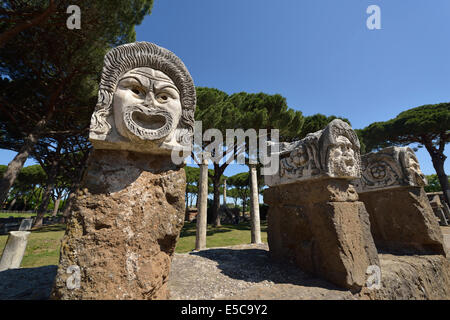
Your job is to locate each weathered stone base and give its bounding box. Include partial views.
[359,254,450,300]
[50,150,186,300]
[264,179,379,291]
[359,187,447,256]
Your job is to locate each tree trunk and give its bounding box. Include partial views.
[33,155,60,228]
[211,163,222,227]
[61,190,77,222]
[432,157,450,207]
[0,119,47,204]
[52,197,61,217]
[195,158,209,251]
[212,180,221,227]
[423,138,450,207]
[33,181,54,228]
[34,188,44,211]
[0,142,35,205]
[249,164,262,244]
[8,198,16,211]
[61,148,92,223]
[223,178,227,207]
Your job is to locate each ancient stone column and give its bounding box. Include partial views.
[51,42,196,300]
[195,153,209,251]
[0,231,30,271]
[249,164,262,244]
[353,147,447,256]
[52,198,61,217]
[264,119,379,291]
[223,178,227,206]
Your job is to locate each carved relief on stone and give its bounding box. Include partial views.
[354,146,427,193]
[265,119,361,186]
[89,42,196,155]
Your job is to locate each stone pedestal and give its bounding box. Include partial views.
[354,146,447,256]
[50,150,186,299]
[359,187,447,255]
[264,120,380,290]
[264,179,379,290]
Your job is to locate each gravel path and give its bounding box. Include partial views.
[168,243,355,300]
[3,232,448,300]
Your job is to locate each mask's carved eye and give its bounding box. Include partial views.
[156,92,170,103]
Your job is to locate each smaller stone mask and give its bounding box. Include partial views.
[321,120,361,179]
[327,135,358,177]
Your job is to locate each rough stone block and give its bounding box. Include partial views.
[354,146,447,256]
[265,179,379,291]
[50,150,186,299]
[359,187,447,256]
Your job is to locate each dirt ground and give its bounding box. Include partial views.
[169,243,355,300]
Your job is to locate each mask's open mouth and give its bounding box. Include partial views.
[123,105,173,141]
[132,113,166,130]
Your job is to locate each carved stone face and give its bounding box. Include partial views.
[290,144,308,167]
[328,136,357,177]
[112,67,182,145]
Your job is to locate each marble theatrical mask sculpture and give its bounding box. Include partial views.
[89,42,196,155]
[265,119,361,187]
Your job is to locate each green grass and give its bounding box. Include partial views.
[0,212,54,219]
[0,224,66,268]
[0,221,268,268]
[175,221,268,253]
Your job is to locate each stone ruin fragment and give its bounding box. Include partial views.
[264,119,379,291]
[353,146,447,256]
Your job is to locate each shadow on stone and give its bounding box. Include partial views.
[0,265,57,300]
[191,247,346,292]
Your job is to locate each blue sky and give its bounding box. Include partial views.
[1,0,449,180]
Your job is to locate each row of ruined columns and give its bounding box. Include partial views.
[195,154,261,251]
